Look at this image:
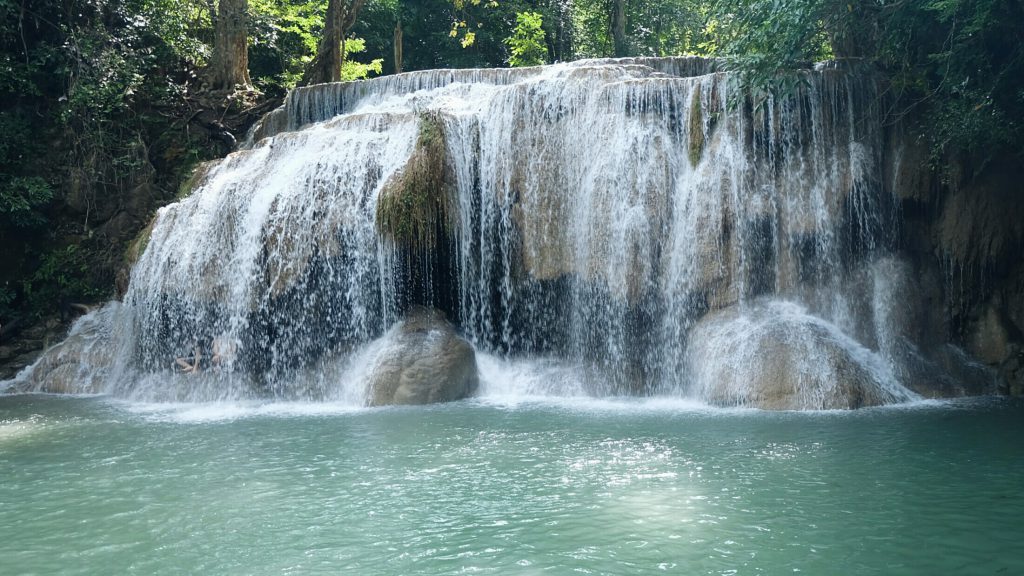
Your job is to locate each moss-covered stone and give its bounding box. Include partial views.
[375,112,454,251]
[175,160,217,200]
[116,214,158,297]
[688,88,705,167]
[124,215,157,268]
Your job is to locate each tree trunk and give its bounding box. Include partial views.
[209,0,251,90]
[551,0,573,61]
[302,0,366,86]
[611,0,628,57]
[394,18,403,74]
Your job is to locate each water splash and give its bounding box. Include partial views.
[686,300,917,409]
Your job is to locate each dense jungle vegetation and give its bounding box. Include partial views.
[0,0,1021,333]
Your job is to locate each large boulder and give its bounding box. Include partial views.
[365,307,479,406]
[686,300,916,410]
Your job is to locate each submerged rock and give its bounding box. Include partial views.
[365,307,479,406]
[687,301,917,410]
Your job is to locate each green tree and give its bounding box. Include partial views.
[505,11,547,66]
[709,0,1024,161]
[339,36,382,79]
[568,0,711,59]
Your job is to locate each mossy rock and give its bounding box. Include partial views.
[375,112,455,251]
[688,88,705,167]
[687,82,722,168]
[124,214,157,268]
[116,214,158,296]
[175,160,217,200]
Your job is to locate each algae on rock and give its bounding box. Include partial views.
[376,113,455,251]
[124,215,158,269]
[688,88,705,167]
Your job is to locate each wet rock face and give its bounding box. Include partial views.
[962,300,1023,397]
[8,305,119,394]
[0,318,64,381]
[687,301,915,410]
[999,351,1024,396]
[366,307,479,406]
[968,305,1018,366]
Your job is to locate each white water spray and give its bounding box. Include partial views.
[9,59,952,408]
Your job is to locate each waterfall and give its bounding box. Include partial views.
[11,58,982,408]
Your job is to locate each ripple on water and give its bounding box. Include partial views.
[0,395,1022,575]
[113,399,366,423]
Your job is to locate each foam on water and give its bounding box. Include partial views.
[116,400,365,424]
[0,419,43,442]
[97,383,968,424]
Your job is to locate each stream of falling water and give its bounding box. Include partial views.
[8,58,985,407]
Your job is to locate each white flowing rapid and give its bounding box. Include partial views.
[11,58,979,408]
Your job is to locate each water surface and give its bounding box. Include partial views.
[2,395,1021,575]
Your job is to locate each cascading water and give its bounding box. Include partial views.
[8,58,987,408]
